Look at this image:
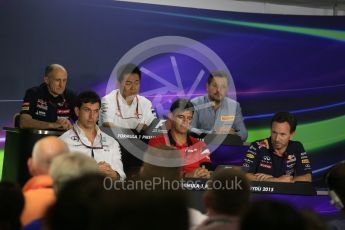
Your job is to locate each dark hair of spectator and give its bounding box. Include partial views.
[241,199,306,230]
[206,168,250,216]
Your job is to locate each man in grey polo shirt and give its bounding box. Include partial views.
[191,71,248,141]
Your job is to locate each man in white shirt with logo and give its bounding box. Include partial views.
[60,91,125,180]
[99,63,155,131]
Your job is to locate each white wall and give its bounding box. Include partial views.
[116,0,345,15]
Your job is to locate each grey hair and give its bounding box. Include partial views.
[49,152,100,194]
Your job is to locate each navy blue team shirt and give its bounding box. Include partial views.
[242,137,312,177]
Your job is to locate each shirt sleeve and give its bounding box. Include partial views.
[99,95,114,125]
[140,98,156,126]
[242,142,261,174]
[20,89,36,116]
[233,103,248,141]
[110,139,126,180]
[294,142,312,176]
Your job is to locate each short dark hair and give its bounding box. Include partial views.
[206,168,250,215]
[271,112,297,133]
[45,64,66,77]
[75,91,101,108]
[117,63,141,83]
[169,99,194,114]
[207,70,229,85]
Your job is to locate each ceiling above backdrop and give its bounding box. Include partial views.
[116,0,345,15]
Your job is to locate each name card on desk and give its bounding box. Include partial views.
[250,181,316,195]
[178,178,316,195]
[100,126,245,146]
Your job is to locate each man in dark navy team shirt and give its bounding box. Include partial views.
[242,112,312,182]
[20,64,77,130]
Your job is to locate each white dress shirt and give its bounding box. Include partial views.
[99,89,156,129]
[59,123,126,180]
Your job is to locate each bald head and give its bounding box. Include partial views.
[44,64,67,77]
[29,136,69,176]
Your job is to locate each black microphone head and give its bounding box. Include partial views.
[200,162,212,171]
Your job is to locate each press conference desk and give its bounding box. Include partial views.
[2,127,64,186]
[2,126,246,185]
[181,178,316,195]
[183,179,339,216]
[100,127,248,176]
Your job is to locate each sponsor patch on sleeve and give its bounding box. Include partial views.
[21,102,30,111]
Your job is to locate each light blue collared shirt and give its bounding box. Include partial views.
[191,96,248,141]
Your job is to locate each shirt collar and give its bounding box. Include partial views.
[268,137,292,158]
[116,89,138,106]
[167,130,193,147]
[205,95,225,109]
[74,122,101,143]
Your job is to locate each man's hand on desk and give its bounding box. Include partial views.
[253,173,293,183]
[56,118,73,130]
[48,118,72,130]
[185,167,211,179]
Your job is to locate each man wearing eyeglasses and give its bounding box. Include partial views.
[99,63,156,131]
[149,99,211,179]
[191,71,247,141]
[59,91,125,180]
[20,64,77,130]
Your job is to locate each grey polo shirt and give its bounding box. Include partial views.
[191,96,248,141]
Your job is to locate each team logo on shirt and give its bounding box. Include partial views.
[35,110,46,117]
[37,99,48,110]
[71,136,79,141]
[257,139,269,149]
[244,158,253,164]
[57,109,70,115]
[259,163,272,169]
[287,154,296,163]
[220,115,235,121]
[302,159,310,164]
[246,153,255,159]
[21,102,30,111]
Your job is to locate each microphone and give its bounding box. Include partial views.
[200,162,212,171]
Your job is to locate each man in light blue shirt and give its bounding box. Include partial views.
[191,71,248,141]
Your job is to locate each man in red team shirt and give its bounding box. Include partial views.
[149,99,211,178]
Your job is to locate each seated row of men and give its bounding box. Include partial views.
[18,63,312,183]
[19,63,247,140]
